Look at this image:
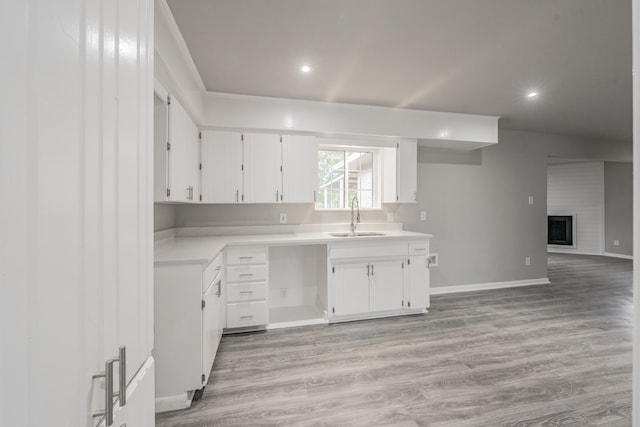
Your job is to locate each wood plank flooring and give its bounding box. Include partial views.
[156,254,632,426]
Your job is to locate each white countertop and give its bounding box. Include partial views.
[154,225,433,266]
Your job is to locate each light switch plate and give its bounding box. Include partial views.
[420,211,427,221]
[614,240,620,247]
[528,196,534,205]
[279,213,287,224]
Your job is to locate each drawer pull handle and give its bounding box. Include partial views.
[413,248,426,251]
[239,291,254,294]
[239,256,254,260]
[239,273,254,277]
[240,315,254,319]
[214,266,222,271]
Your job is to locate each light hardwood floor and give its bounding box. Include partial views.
[156,254,632,426]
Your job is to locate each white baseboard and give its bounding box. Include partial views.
[548,249,602,256]
[155,391,194,413]
[431,278,550,295]
[603,252,633,260]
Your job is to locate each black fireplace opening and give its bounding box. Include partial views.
[548,215,573,245]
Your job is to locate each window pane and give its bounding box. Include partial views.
[317,148,376,209]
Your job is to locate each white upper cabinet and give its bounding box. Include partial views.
[201,130,243,203]
[243,133,283,203]
[383,140,418,203]
[397,140,417,203]
[154,95,200,203]
[281,135,317,203]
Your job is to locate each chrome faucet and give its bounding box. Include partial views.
[350,195,360,234]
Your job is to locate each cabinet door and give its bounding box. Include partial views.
[369,260,405,312]
[244,133,282,203]
[382,147,398,203]
[202,280,218,385]
[397,140,417,203]
[409,256,430,309]
[332,263,370,316]
[201,130,243,203]
[168,96,199,202]
[282,135,317,203]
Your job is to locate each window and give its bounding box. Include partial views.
[316,148,377,209]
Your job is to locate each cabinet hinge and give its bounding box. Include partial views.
[401,262,404,269]
[402,300,404,307]
[408,258,410,265]
[332,307,335,314]
[199,194,202,202]
[166,188,170,197]
[241,134,244,141]
[241,164,244,171]
[202,374,205,383]
[408,301,411,308]
[396,142,399,149]
[280,165,283,172]
[201,300,205,309]
[167,95,171,105]
[241,194,244,202]
[332,266,335,274]
[280,136,282,142]
[396,195,399,201]
[199,132,202,139]
[167,142,171,151]
[199,163,202,170]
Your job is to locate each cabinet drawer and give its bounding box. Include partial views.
[226,264,267,283]
[409,241,429,256]
[226,247,267,266]
[227,282,267,303]
[227,301,268,328]
[203,253,224,292]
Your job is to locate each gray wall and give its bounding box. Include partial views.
[604,161,633,256]
[154,204,176,231]
[394,130,549,287]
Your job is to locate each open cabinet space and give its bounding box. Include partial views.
[268,245,328,328]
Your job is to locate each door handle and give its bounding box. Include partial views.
[118,346,126,407]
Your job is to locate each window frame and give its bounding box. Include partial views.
[315,145,382,211]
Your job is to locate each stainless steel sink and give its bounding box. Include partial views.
[329,232,387,237]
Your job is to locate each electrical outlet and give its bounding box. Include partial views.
[420,211,427,221]
[528,196,534,205]
[525,257,531,266]
[387,212,394,222]
[427,253,438,267]
[279,213,287,224]
[614,240,620,247]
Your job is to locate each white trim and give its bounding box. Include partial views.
[155,391,194,413]
[547,249,602,256]
[156,0,206,92]
[603,252,634,260]
[430,278,550,295]
[267,317,327,330]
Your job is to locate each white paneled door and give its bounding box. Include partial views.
[1,1,155,426]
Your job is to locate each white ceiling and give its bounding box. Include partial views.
[167,0,632,142]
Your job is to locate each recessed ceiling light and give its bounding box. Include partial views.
[527,91,539,99]
[300,65,312,73]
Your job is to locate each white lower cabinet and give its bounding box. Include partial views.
[332,262,370,316]
[153,252,224,412]
[225,246,269,332]
[407,241,431,310]
[329,239,429,321]
[369,260,405,312]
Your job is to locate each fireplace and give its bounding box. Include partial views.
[548,215,574,246]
